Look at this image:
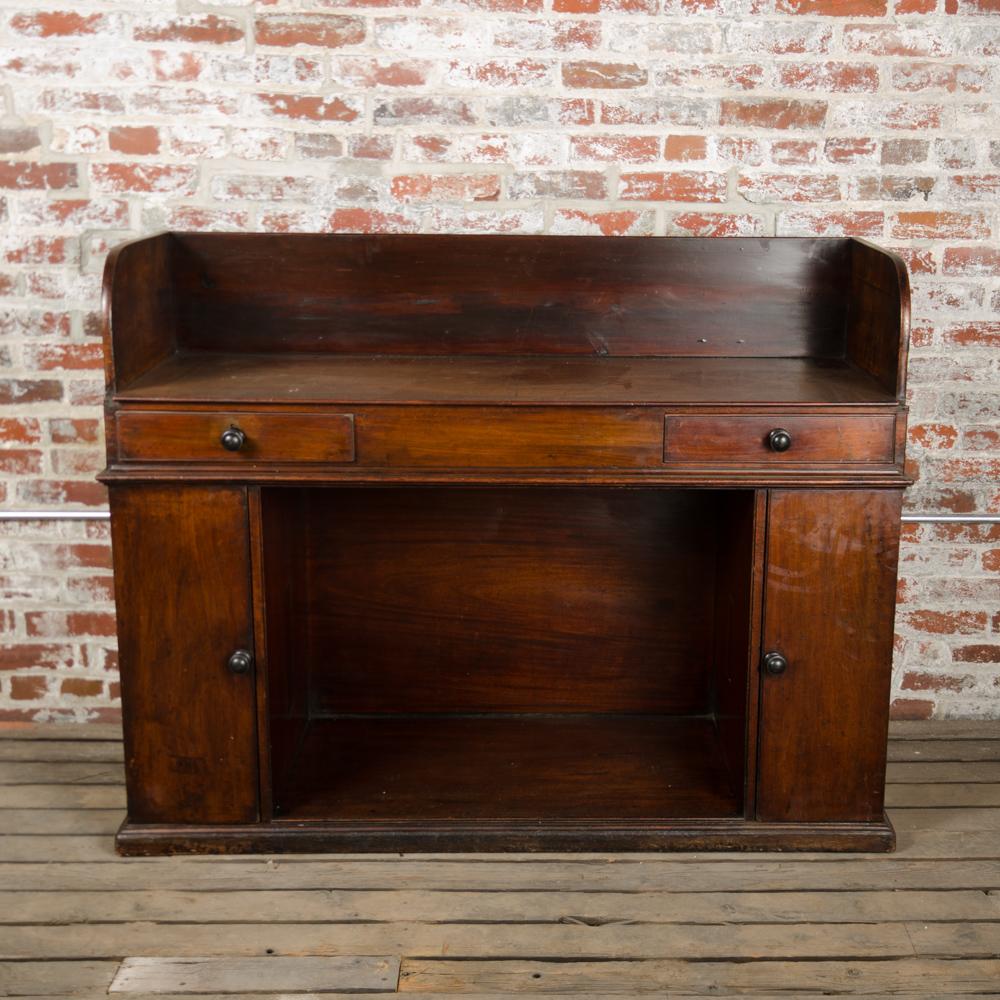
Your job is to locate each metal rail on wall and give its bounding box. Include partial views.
[0,511,998,523]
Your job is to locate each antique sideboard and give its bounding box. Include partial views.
[101,234,909,854]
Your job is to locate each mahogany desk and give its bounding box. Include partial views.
[101,234,909,854]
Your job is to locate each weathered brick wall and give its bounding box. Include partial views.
[0,0,998,721]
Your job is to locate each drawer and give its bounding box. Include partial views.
[664,414,895,464]
[358,407,663,469]
[117,410,355,463]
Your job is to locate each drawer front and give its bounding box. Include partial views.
[117,411,355,463]
[664,415,895,465]
[359,407,663,469]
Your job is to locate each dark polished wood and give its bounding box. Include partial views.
[757,490,902,823]
[664,413,897,464]
[101,234,909,854]
[109,485,258,825]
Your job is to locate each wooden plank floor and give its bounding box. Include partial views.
[1,720,999,999]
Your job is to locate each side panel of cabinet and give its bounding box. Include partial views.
[110,485,258,824]
[757,489,901,823]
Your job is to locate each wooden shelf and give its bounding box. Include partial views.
[274,715,741,822]
[116,352,897,407]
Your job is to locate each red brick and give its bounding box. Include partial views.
[771,140,817,166]
[892,62,990,94]
[0,380,63,405]
[891,211,991,239]
[944,250,1000,277]
[254,15,365,48]
[494,19,601,51]
[0,418,42,444]
[720,98,826,130]
[889,698,934,720]
[48,418,100,445]
[904,610,988,635]
[151,51,204,83]
[881,138,928,165]
[901,672,974,693]
[109,126,161,155]
[950,174,1000,200]
[909,423,959,449]
[571,135,661,163]
[373,97,474,126]
[664,135,707,161]
[65,575,115,603]
[554,0,656,9]
[844,25,950,58]
[446,0,543,9]
[91,163,197,194]
[552,209,655,236]
[896,0,936,9]
[825,138,877,164]
[390,174,501,202]
[778,0,886,10]
[10,676,48,701]
[947,0,1000,10]
[25,611,117,638]
[738,173,841,203]
[328,208,419,234]
[620,172,727,202]
[562,61,647,89]
[255,93,363,123]
[778,62,879,92]
[776,210,884,237]
[446,59,552,88]
[509,171,606,199]
[953,644,1000,662]
[134,15,244,44]
[60,678,104,698]
[352,136,396,161]
[0,644,75,671]
[0,450,42,475]
[331,58,431,88]
[10,10,107,36]
[0,163,77,190]
[15,480,108,507]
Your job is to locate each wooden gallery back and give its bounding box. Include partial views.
[100,234,909,854]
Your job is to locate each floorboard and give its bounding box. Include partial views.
[1,720,998,997]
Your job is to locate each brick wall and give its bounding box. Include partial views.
[0,0,998,721]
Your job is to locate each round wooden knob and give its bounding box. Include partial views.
[227,649,254,675]
[220,426,246,452]
[763,651,788,677]
[768,428,792,453]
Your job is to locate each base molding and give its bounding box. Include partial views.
[115,815,896,856]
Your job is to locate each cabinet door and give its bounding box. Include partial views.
[757,490,901,823]
[111,485,258,824]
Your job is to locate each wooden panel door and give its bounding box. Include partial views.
[111,485,258,824]
[757,490,902,823]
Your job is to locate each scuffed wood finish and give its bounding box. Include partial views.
[757,490,902,823]
[110,486,258,824]
[102,234,910,854]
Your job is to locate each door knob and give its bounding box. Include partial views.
[767,428,792,453]
[763,651,788,676]
[220,426,246,452]
[227,649,254,675]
